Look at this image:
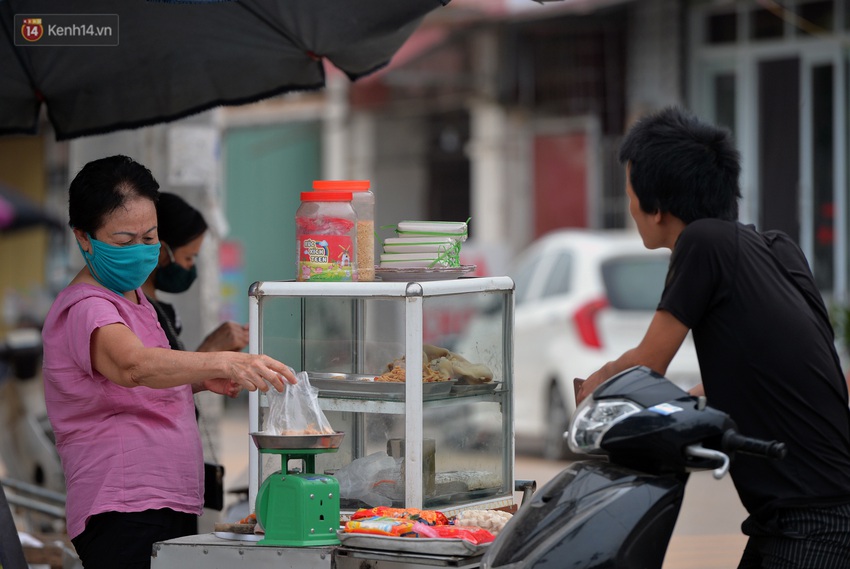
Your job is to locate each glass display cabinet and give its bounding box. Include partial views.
[247,277,514,514]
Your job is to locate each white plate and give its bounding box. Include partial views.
[213,531,263,542]
[375,265,476,281]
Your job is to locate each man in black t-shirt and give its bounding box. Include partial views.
[577,106,850,568]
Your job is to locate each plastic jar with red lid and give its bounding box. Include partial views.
[313,180,374,281]
[296,190,357,281]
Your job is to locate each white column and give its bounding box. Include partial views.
[323,74,350,179]
[469,101,508,245]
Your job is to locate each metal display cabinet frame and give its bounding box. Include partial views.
[247,277,515,513]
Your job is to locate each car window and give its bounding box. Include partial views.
[601,254,670,310]
[540,251,572,298]
[512,254,542,306]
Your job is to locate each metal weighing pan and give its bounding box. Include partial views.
[250,431,345,450]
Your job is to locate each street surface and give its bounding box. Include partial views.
[218,405,748,569]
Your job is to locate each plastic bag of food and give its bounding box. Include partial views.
[352,507,449,526]
[344,517,416,537]
[335,451,401,507]
[411,522,495,544]
[264,371,335,435]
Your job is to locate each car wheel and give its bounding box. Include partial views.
[543,383,571,461]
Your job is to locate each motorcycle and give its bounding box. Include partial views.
[0,326,67,534]
[482,365,786,569]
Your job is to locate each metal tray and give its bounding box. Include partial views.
[450,381,500,396]
[250,431,345,450]
[337,531,489,556]
[309,372,456,399]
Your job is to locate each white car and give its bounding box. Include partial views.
[459,229,701,460]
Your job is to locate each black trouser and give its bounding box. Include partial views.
[71,509,197,569]
[738,503,850,568]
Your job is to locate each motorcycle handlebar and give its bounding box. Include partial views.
[722,430,787,460]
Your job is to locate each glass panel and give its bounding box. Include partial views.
[714,72,737,136]
[317,402,508,510]
[797,1,835,36]
[601,255,670,310]
[759,58,801,240]
[512,254,542,306]
[706,12,737,44]
[750,7,785,39]
[811,63,835,291]
[540,251,572,298]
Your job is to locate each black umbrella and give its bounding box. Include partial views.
[0,183,63,233]
[0,0,449,140]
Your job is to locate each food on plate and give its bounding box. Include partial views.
[377,344,494,384]
[374,365,449,383]
[278,426,334,435]
[425,344,494,384]
[453,509,513,535]
[238,512,257,525]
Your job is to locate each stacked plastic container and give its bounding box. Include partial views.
[379,221,468,268]
[295,190,357,281]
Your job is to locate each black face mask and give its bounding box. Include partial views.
[154,243,198,293]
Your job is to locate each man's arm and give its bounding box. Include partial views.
[576,309,690,404]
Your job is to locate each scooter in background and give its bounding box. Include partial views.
[0,326,67,533]
[482,365,785,569]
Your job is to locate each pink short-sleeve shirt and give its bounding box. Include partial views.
[41,284,203,539]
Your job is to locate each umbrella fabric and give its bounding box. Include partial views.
[0,0,449,140]
[0,183,63,232]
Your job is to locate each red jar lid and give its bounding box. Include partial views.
[300,191,353,202]
[312,180,370,192]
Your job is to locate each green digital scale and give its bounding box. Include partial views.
[251,432,344,547]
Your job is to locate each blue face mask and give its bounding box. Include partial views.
[78,234,161,295]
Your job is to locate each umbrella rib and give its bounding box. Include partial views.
[236,2,316,57]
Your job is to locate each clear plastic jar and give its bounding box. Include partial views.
[296,190,357,281]
[313,180,374,281]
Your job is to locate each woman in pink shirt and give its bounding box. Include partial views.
[41,155,297,569]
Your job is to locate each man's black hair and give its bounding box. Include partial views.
[618,106,741,223]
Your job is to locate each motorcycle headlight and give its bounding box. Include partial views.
[568,397,642,454]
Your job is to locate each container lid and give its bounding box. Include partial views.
[300,191,353,202]
[380,252,443,261]
[313,180,371,192]
[397,220,467,235]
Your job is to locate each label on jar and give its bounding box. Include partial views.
[298,234,355,281]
